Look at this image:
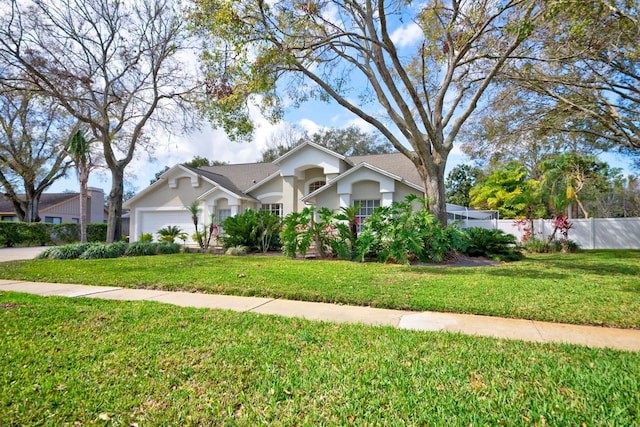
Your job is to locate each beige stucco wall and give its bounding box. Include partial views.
[252,177,284,205]
[133,178,212,208]
[351,180,381,201]
[314,190,340,212]
[393,182,422,203]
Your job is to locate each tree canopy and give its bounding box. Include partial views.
[493,1,640,154]
[0,0,197,241]
[0,87,72,222]
[190,0,547,223]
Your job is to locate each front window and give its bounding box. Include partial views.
[44,216,62,224]
[1,216,17,222]
[308,180,325,194]
[216,209,231,234]
[353,199,380,232]
[261,203,283,217]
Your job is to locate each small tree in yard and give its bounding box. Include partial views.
[550,216,572,253]
[186,201,218,250]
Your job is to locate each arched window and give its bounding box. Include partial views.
[308,180,325,194]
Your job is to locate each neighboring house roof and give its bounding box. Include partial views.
[0,193,79,215]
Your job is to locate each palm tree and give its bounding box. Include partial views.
[67,128,94,243]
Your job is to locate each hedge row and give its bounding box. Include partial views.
[36,241,181,260]
[0,222,108,247]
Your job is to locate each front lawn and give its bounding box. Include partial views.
[1,293,638,426]
[1,250,639,328]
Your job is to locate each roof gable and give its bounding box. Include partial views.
[275,142,348,177]
[346,152,423,187]
[302,162,424,202]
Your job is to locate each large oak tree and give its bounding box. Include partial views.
[0,0,197,241]
[492,1,640,155]
[0,86,72,222]
[190,0,546,224]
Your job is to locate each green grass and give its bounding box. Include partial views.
[1,250,639,328]
[1,292,638,426]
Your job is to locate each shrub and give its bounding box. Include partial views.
[86,223,108,242]
[522,237,552,253]
[463,227,522,261]
[221,209,280,253]
[138,233,153,243]
[353,196,464,264]
[47,243,99,259]
[79,243,121,259]
[25,223,53,246]
[108,241,129,257]
[0,222,29,247]
[52,223,80,244]
[125,242,158,257]
[155,242,180,255]
[35,246,59,259]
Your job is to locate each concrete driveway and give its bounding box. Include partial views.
[0,246,49,262]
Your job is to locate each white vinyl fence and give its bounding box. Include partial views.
[460,217,640,250]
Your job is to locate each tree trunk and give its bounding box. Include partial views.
[413,151,449,225]
[23,188,41,222]
[79,170,88,243]
[106,166,125,243]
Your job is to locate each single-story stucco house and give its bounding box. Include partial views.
[124,142,494,242]
[0,187,107,224]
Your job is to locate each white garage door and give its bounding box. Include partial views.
[138,210,195,243]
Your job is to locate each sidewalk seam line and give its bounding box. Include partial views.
[72,288,124,298]
[531,320,545,341]
[247,298,278,312]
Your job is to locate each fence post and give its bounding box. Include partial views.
[591,218,596,249]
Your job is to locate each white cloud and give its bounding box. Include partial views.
[389,23,423,48]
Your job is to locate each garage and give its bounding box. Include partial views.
[135,210,195,243]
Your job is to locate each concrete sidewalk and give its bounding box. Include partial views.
[1,279,639,352]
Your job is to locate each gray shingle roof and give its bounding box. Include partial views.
[0,193,78,215]
[347,152,423,187]
[198,163,280,192]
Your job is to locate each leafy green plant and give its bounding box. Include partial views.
[463,227,522,261]
[353,196,464,264]
[36,243,98,260]
[79,243,119,259]
[52,223,80,244]
[139,233,153,243]
[0,222,29,247]
[157,225,183,243]
[221,209,281,253]
[86,223,107,242]
[155,242,181,255]
[108,241,129,257]
[125,242,158,257]
[280,207,317,258]
[522,237,552,253]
